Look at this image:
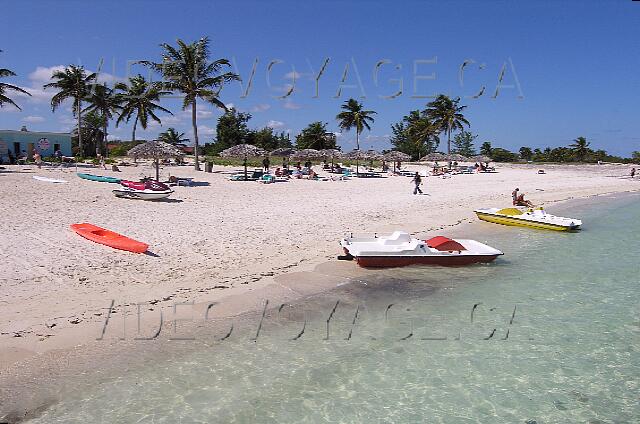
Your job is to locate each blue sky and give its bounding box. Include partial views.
[1,0,639,155]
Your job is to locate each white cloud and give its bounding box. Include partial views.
[217,102,235,111]
[177,105,213,120]
[282,100,302,110]
[266,120,285,129]
[160,115,183,126]
[28,65,66,84]
[251,103,271,112]
[196,125,216,136]
[57,115,76,126]
[14,86,54,104]
[284,71,301,80]
[22,115,45,123]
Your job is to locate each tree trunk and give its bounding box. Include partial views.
[355,129,360,174]
[132,116,138,142]
[103,122,108,157]
[447,126,451,155]
[192,100,200,170]
[77,98,83,156]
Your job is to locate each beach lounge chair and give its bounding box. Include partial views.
[230,169,264,181]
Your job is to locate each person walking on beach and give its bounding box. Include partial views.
[33,151,42,169]
[262,156,270,171]
[412,172,423,195]
[631,168,636,179]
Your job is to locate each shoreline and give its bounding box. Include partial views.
[0,163,639,421]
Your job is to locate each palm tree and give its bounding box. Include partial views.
[114,75,172,143]
[0,51,31,110]
[570,136,590,162]
[425,94,470,155]
[336,98,376,151]
[406,110,439,160]
[83,84,122,156]
[73,110,106,156]
[158,127,188,145]
[140,37,240,170]
[44,65,97,156]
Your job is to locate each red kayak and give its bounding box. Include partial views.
[70,223,149,253]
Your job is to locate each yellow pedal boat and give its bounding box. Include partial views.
[474,207,582,231]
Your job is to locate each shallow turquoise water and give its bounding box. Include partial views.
[29,195,639,423]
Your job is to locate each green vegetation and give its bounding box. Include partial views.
[425,94,469,155]
[139,37,240,170]
[202,108,291,155]
[158,128,188,145]
[0,51,31,110]
[452,130,477,157]
[484,137,635,163]
[336,98,376,150]
[44,65,97,155]
[83,83,122,155]
[73,110,106,157]
[295,121,337,150]
[389,110,439,160]
[108,140,144,157]
[115,75,172,143]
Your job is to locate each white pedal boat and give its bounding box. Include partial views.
[474,207,582,231]
[339,231,503,268]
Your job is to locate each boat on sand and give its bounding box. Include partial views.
[33,176,67,183]
[77,173,121,183]
[113,180,174,200]
[474,207,582,231]
[70,223,148,253]
[339,231,503,268]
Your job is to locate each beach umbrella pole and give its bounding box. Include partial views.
[155,158,160,181]
[244,156,248,181]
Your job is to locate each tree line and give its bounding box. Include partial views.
[1,45,638,165]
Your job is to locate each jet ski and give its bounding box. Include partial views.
[113,180,174,200]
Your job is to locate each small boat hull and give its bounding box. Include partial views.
[113,188,173,200]
[340,231,503,269]
[354,254,501,268]
[70,223,148,253]
[33,176,67,183]
[475,210,581,231]
[77,173,121,183]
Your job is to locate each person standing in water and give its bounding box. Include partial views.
[412,172,423,195]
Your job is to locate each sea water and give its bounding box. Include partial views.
[27,195,639,423]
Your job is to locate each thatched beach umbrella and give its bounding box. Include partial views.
[318,149,343,167]
[424,152,447,162]
[127,140,184,181]
[346,149,382,174]
[383,151,411,173]
[270,147,297,169]
[445,153,469,162]
[270,147,297,157]
[220,144,267,180]
[292,149,323,160]
[472,155,492,163]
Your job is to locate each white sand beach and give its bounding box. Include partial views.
[0,161,637,372]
